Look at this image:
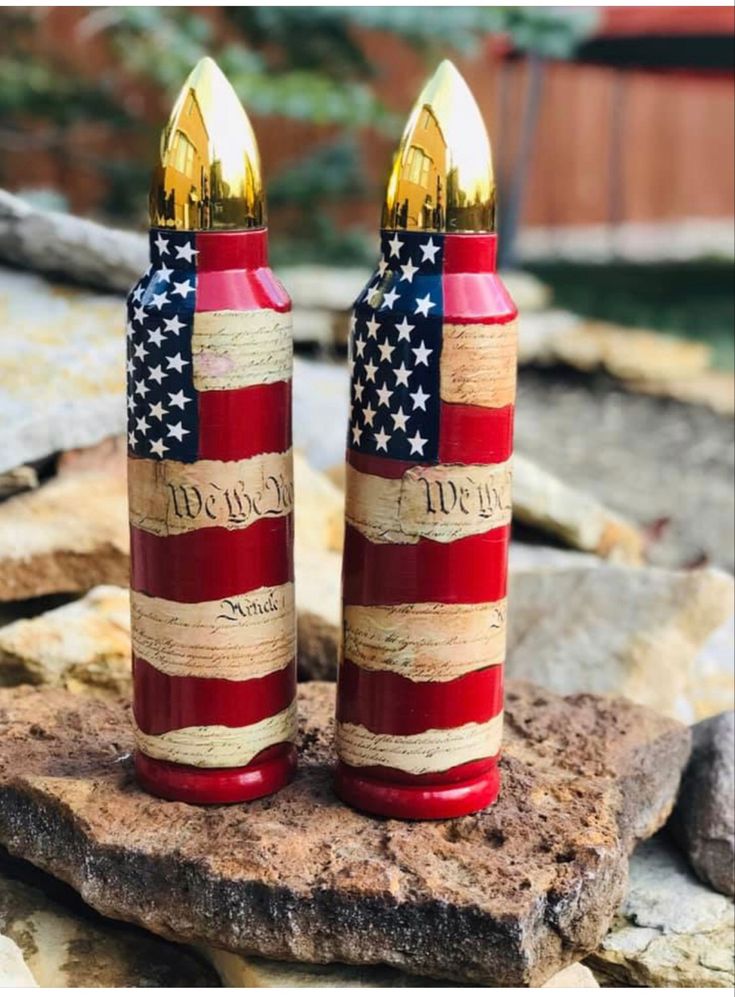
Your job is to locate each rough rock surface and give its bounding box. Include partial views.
[0,852,220,987]
[588,836,734,987]
[0,466,38,501]
[297,611,340,682]
[0,586,130,694]
[671,711,735,896]
[209,948,597,988]
[512,454,643,563]
[507,564,735,721]
[0,681,689,985]
[0,266,127,474]
[293,452,344,553]
[0,932,37,987]
[0,470,129,601]
[515,369,735,573]
[0,189,145,293]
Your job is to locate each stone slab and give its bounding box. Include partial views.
[0,681,689,985]
[588,835,734,987]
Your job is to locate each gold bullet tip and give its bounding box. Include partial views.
[382,60,495,233]
[150,56,265,231]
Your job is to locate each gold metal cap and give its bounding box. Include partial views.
[382,59,495,233]
[149,56,264,231]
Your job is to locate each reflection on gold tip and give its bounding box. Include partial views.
[382,59,495,233]
[150,56,264,231]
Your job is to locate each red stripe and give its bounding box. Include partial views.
[439,402,514,464]
[337,659,502,735]
[197,380,291,461]
[196,269,291,313]
[343,523,508,605]
[196,230,268,271]
[338,754,499,786]
[442,272,517,324]
[133,657,296,735]
[443,233,498,274]
[130,515,293,602]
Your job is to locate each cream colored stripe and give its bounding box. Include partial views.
[128,449,293,537]
[346,460,512,546]
[336,713,503,775]
[343,600,506,682]
[134,702,297,768]
[192,309,292,391]
[440,319,517,408]
[131,583,295,681]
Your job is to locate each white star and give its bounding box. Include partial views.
[365,315,380,339]
[126,358,134,376]
[387,233,404,258]
[349,313,357,334]
[362,403,377,427]
[148,364,165,385]
[419,237,440,263]
[172,279,194,299]
[400,258,419,283]
[351,423,363,445]
[164,315,186,335]
[410,385,430,411]
[364,358,378,382]
[154,234,170,256]
[175,242,198,263]
[408,430,428,455]
[128,430,136,447]
[149,400,168,420]
[147,326,166,348]
[376,382,393,408]
[157,263,173,282]
[131,285,144,303]
[374,425,392,452]
[391,406,409,432]
[126,321,135,340]
[133,305,146,324]
[168,389,191,409]
[150,438,169,458]
[151,291,169,309]
[135,416,149,435]
[134,379,149,398]
[377,258,389,277]
[167,422,190,441]
[412,340,433,366]
[377,339,393,364]
[354,335,366,358]
[126,395,135,413]
[353,379,365,402]
[393,362,411,387]
[133,342,148,361]
[414,293,435,317]
[166,353,189,373]
[382,287,400,310]
[395,316,414,341]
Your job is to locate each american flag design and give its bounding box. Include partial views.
[126,228,297,802]
[336,229,517,819]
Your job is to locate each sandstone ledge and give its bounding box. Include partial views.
[0,682,689,985]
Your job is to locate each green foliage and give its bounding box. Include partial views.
[0,6,598,249]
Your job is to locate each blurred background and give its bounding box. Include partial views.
[1,5,733,360]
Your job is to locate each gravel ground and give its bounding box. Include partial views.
[515,368,735,573]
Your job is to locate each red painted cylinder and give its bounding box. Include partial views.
[335,230,517,819]
[126,228,296,804]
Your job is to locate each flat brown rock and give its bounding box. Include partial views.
[0,682,689,985]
